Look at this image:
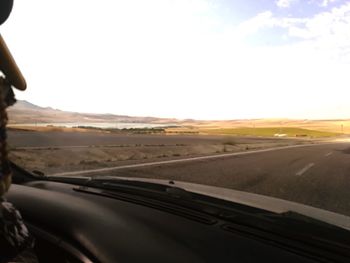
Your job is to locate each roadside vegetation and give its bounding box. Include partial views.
[9,125,340,138]
[9,133,308,175]
[75,126,166,134]
[198,127,340,138]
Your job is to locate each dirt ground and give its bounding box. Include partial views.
[8,130,315,175]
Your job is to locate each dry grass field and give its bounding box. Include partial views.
[8,129,315,175]
[166,119,349,136]
[7,117,346,175]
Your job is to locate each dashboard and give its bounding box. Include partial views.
[5,179,327,263]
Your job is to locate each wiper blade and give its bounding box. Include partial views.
[79,177,235,218]
[46,175,350,261]
[48,177,350,232]
[91,178,193,199]
[93,179,350,243]
[10,161,44,183]
[46,175,193,201]
[47,175,92,185]
[82,178,279,224]
[73,177,347,227]
[82,178,350,256]
[74,185,218,225]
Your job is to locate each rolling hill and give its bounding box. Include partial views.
[7,100,178,124]
[7,100,349,135]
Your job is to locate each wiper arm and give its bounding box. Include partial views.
[46,175,350,261]
[48,175,350,255]
[81,178,282,226]
[73,179,219,225]
[96,179,193,200]
[46,176,350,229]
[47,177,350,233]
[10,161,44,183]
[47,175,92,185]
[79,178,343,227]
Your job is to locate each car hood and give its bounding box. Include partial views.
[96,176,350,230]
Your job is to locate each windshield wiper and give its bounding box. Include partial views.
[47,176,350,229]
[47,177,350,236]
[45,175,350,260]
[10,161,44,183]
[29,174,350,262]
[73,177,350,261]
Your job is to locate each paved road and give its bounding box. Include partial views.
[96,142,350,216]
[51,144,317,176]
[9,130,350,216]
[7,130,299,148]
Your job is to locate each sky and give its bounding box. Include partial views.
[1,0,350,120]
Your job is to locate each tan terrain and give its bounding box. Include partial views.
[8,129,316,175]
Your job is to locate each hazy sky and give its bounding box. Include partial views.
[1,0,350,120]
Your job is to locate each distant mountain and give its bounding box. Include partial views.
[12,100,45,111]
[7,100,180,125]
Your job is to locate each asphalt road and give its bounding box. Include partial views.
[7,130,298,148]
[8,130,350,216]
[100,142,350,216]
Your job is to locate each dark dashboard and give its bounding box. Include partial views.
[5,178,342,263]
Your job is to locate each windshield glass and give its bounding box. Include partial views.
[2,0,350,219]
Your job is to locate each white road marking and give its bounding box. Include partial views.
[50,143,322,177]
[295,163,315,176]
[325,152,333,157]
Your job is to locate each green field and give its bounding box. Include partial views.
[200,127,340,138]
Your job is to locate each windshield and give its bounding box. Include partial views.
[2,0,350,220]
